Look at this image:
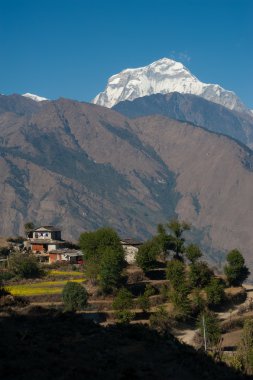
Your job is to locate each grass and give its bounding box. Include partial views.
[7,279,85,296]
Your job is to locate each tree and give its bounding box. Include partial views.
[197,311,221,349]
[169,283,191,320]
[62,281,88,311]
[167,219,190,259]
[188,261,213,289]
[150,306,173,333]
[186,244,202,264]
[79,227,123,260]
[136,240,159,272]
[166,259,186,290]
[137,284,155,313]
[205,277,225,307]
[224,249,250,286]
[112,288,134,324]
[99,247,124,292]
[79,227,125,285]
[8,253,43,279]
[137,293,150,313]
[24,222,35,232]
[237,319,253,375]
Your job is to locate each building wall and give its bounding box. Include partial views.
[122,245,139,264]
[32,244,44,252]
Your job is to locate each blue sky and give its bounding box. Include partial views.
[0,0,252,107]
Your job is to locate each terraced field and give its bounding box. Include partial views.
[7,270,85,297]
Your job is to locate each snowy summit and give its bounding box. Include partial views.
[93,58,247,113]
[22,93,48,102]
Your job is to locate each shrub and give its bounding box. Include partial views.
[224,249,250,286]
[189,261,213,289]
[150,306,173,333]
[112,288,134,323]
[136,240,159,272]
[169,284,191,320]
[62,281,88,311]
[166,259,185,290]
[137,293,150,313]
[205,277,225,307]
[99,247,124,292]
[186,244,202,264]
[197,311,221,348]
[8,253,43,279]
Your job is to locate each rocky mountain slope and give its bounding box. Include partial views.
[1,95,253,268]
[93,58,248,113]
[113,92,253,149]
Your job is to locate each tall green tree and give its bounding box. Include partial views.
[136,240,159,272]
[189,261,213,289]
[186,244,202,264]
[166,259,186,290]
[99,247,124,292]
[167,219,190,259]
[224,249,250,286]
[197,311,221,349]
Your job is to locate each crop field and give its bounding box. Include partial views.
[7,278,85,296]
[47,270,83,277]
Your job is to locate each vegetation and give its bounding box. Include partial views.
[189,261,213,288]
[112,287,134,323]
[99,247,124,292]
[169,283,191,319]
[135,239,159,272]
[166,259,186,290]
[24,222,35,232]
[7,279,84,296]
[205,277,225,308]
[79,227,125,291]
[224,249,250,286]
[167,219,190,259]
[150,306,173,333]
[236,319,253,375]
[62,281,88,311]
[197,311,221,349]
[8,253,43,279]
[186,243,202,264]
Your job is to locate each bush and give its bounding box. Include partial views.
[150,306,173,333]
[8,253,43,279]
[197,311,221,348]
[113,288,134,323]
[189,261,213,289]
[169,284,191,320]
[136,240,159,272]
[205,277,225,308]
[186,244,202,264]
[137,293,150,313]
[99,247,124,292]
[62,282,88,311]
[224,249,250,286]
[166,260,186,290]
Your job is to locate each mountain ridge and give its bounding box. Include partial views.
[93,57,249,113]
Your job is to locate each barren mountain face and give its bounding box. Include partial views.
[0,95,253,268]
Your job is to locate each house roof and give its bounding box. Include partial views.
[30,226,62,232]
[120,238,143,246]
[30,239,65,245]
[49,248,83,257]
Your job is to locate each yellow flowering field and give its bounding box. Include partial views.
[47,270,83,277]
[8,278,84,296]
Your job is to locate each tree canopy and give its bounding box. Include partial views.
[224,249,250,286]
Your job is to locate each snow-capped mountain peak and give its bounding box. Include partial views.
[92,58,247,113]
[22,93,48,102]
